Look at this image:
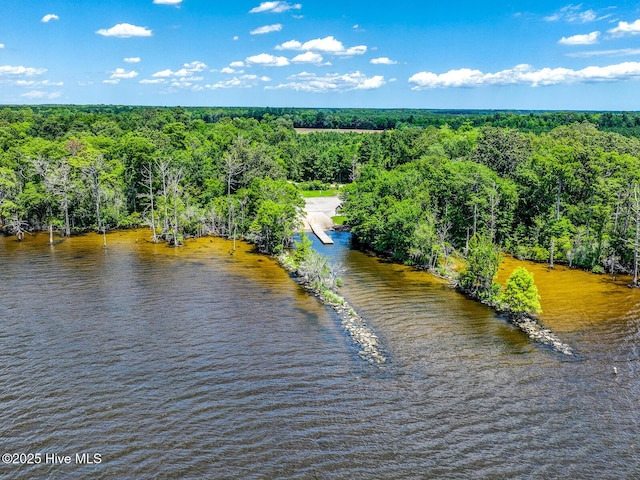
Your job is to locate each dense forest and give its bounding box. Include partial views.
[0,105,639,291]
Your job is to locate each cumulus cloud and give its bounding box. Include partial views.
[41,14,59,23]
[0,44,4,49]
[250,24,283,35]
[96,23,152,38]
[21,90,61,99]
[124,57,141,63]
[408,62,640,89]
[608,20,640,37]
[15,79,63,87]
[246,53,289,67]
[153,0,182,4]
[559,31,600,45]
[567,48,640,58]
[0,65,47,76]
[291,51,324,64]
[267,71,385,92]
[105,68,139,85]
[230,61,245,68]
[143,61,207,88]
[544,4,607,23]
[206,75,271,89]
[151,61,207,78]
[276,36,366,56]
[370,57,397,65]
[249,2,301,14]
[110,68,139,80]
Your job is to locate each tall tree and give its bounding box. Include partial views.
[458,234,502,302]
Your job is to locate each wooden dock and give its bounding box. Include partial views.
[309,220,334,244]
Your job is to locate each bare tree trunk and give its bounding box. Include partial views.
[63,189,71,237]
[611,191,622,278]
[167,168,183,247]
[549,178,562,269]
[139,162,158,243]
[156,159,171,235]
[473,203,477,238]
[224,145,243,241]
[488,182,499,242]
[633,184,640,287]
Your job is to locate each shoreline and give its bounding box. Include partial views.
[278,250,387,366]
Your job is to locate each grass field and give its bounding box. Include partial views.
[301,189,340,198]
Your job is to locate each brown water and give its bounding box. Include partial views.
[1,230,639,479]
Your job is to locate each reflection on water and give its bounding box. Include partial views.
[0,230,639,478]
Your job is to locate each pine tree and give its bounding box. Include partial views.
[502,267,542,314]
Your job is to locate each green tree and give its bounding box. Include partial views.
[501,267,542,314]
[293,232,313,266]
[458,234,502,302]
[249,199,300,254]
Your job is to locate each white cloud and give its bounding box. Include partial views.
[276,39,303,50]
[151,61,207,77]
[220,67,237,74]
[608,20,640,37]
[152,69,174,78]
[103,79,121,85]
[206,74,271,89]
[0,44,4,49]
[96,23,152,38]
[250,24,283,35]
[153,0,182,4]
[409,62,640,89]
[559,31,600,45]
[110,68,139,80]
[21,90,61,99]
[246,53,289,67]
[0,65,47,76]
[41,14,59,23]
[171,80,194,88]
[544,5,607,23]
[249,2,302,14]
[15,79,63,87]
[124,57,141,63]
[233,36,239,41]
[276,35,366,56]
[291,51,323,63]
[370,57,397,65]
[144,61,207,88]
[267,71,385,92]
[567,48,640,58]
[230,61,245,68]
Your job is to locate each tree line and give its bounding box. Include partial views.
[340,122,640,292]
[1,106,640,289]
[5,105,640,137]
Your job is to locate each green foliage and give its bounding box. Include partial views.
[501,267,542,314]
[458,234,502,302]
[248,199,300,254]
[297,180,329,191]
[1,105,639,280]
[293,233,313,266]
[301,189,339,198]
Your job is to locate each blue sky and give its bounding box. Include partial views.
[2,1,640,109]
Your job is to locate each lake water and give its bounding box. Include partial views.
[1,230,639,479]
